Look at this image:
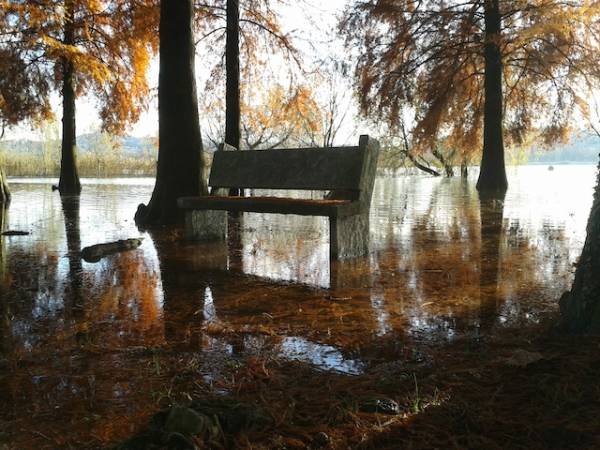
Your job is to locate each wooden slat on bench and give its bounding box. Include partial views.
[209,146,363,190]
[178,195,359,217]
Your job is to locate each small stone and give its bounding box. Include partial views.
[191,399,273,433]
[313,431,330,448]
[502,349,544,367]
[164,406,210,437]
[163,431,197,450]
[358,398,400,415]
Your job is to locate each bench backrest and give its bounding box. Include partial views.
[209,135,380,209]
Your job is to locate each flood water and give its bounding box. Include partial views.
[0,165,596,448]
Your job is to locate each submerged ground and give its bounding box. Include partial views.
[1,166,599,449]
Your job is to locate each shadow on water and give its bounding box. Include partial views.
[0,168,596,448]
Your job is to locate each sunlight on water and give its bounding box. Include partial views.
[0,166,597,446]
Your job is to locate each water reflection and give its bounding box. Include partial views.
[280,336,364,375]
[0,168,596,447]
[60,195,83,312]
[478,190,506,333]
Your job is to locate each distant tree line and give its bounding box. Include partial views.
[0,131,157,177]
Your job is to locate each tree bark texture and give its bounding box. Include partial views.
[0,166,10,205]
[137,0,207,226]
[58,0,82,195]
[476,0,508,193]
[225,0,240,150]
[226,0,241,196]
[560,159,600,332]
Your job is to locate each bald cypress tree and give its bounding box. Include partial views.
[342,0,600,191]
[136,0,207,225]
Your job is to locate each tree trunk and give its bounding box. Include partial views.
[226,0,241,196]
[432,148,454,177]
[399,117,440,177]
[58,0,82,195]
[136,0,208,226]
[0,166,10,206]
[560,159,600,332]
[476,0,507,193]
[461,160,468,178]
[403,150,441,177]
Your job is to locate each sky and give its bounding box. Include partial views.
[4,0,352,142]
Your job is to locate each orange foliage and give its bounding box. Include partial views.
[0,0,159,134]
[342,0,600,155]
[205,84,322,149]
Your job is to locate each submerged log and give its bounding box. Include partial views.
[1,230,29,236]
[81,238,143,262]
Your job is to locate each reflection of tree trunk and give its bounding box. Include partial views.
[560,161,600,332]
[477,0,507,192]
[478,190,505,332]
[58,0,82,195]
[136,0,207,226]
[0,207,8,361]
[61,195,83,311]
[227,214,244,272]
[148,230,203,345]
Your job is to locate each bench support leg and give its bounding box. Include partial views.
[330,213,369,259]
[184,210,228,240]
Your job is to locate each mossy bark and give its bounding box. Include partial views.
[136,0,207,226]
[560,160,600,332]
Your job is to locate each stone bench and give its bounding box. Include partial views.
[177,135,380,259]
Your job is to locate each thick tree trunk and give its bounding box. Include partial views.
[560,159,600,332]
[58,0,81,195]
[461,160,468,178]
[136,0,207,226]
[226,0,241,196]
[476,0,507,193]
[0,166,10,205]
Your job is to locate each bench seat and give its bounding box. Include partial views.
[178,195,359,217]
